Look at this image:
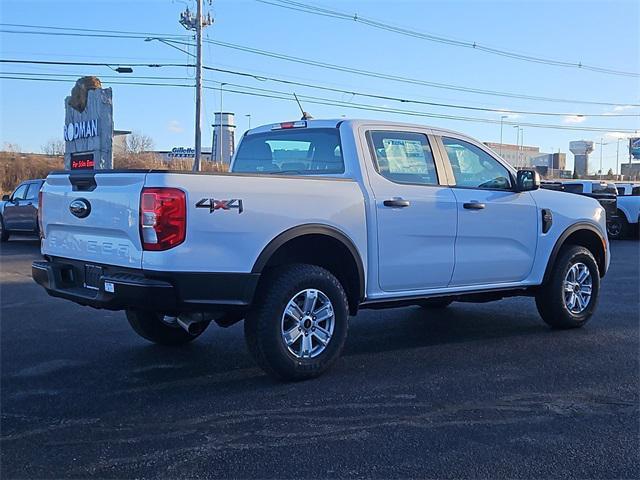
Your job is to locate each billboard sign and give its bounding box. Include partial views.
[630,137,640,160]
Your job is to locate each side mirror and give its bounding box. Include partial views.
[516,169,540,192]
[2,194,10,202]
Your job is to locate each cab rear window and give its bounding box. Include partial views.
[233,128,344,175]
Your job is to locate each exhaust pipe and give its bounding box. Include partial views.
[176,313,209,336]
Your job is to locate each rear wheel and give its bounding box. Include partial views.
[244,264,349,381]
[126,310,208,345]
[535,246,600,329]
[606,214,627,240]
[0,215,9,242]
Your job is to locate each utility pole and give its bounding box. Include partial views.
[179,1,213,171]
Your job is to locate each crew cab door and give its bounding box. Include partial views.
[437,136,538,286]
[364,129,457,291]
[3,182,31,230]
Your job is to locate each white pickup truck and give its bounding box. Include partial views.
[612,183,640,239]
[33,119,610,380]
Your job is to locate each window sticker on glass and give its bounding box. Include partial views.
[382,139,429,174]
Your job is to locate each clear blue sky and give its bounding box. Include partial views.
[1,0,638,173]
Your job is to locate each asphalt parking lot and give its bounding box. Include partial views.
[1,238,638,479]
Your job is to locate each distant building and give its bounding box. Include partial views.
[112,130,132,156]
[484,142,542,168]
[156,147,213,162]
[621,162,640,180]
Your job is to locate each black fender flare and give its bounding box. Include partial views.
[251,224,366,301]
[543,222,607,283]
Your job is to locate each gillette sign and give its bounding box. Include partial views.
[64,119,98,142]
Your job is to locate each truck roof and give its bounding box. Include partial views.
[244,118,476,139]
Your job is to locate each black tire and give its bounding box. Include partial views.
[0,215,9,242]
[606,213,628,240]
[535,246,600,329]
[418,298,453,309]
[244,264,349,381]
[125,310,208,345]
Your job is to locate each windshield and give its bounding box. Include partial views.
[233,128,344,175]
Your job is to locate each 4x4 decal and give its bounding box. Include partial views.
[196,198,244,214]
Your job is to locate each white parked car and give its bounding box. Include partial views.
[32,119,610,380]
[612,183,640,238]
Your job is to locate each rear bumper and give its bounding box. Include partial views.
[32,258,260,313]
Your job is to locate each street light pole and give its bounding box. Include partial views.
[520,128,524,167]
[616,137,621,179]
[245,114,251,130]
[513,125,520,168]
[500,115,507,157]
[595,137,609,180]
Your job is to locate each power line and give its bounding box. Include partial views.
[0,23,190,39]
[200,65,638,118]
[2,24,638,107]
[0,58,188,68]
[203,38,640,108]
[256,0,639,78]
[1,73,635,133]
[3,58,639,119]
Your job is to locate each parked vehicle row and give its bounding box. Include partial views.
[611,183,640,239]
[541,179,639,240]
[32,119,609,380]
[0,179,44,242]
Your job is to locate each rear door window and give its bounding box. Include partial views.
[25,182,40,200]
[367,131,438,185]
[233,128,343,174]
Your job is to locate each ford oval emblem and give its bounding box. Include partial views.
[69,198,91,218]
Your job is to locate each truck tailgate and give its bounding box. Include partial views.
[41,172,146,269]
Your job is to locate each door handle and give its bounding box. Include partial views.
[383,198,410,208]
[463,201,486,210]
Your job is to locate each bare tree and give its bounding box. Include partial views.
[2,142,21,153]
[41,139,65,156]
[125,132,154,155]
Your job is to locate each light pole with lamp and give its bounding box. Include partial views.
[245,114,252,130]
[499,115,507,157]
[513,125,520,166]
[616,137,621,179]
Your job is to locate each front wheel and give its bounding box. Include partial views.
[535,246,600,329]
[244,264,349,381]
[126,310,209,345]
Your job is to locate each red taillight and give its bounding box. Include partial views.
[139,187,186,251]
[37,189,44,238]
[272,120,307,130]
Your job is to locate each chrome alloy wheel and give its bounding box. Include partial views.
[563,262,593,314]
[281,289,335,359]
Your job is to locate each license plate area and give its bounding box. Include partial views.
[84,264,103,290]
